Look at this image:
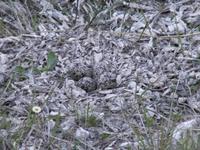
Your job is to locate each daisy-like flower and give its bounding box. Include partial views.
[32,106,42,113]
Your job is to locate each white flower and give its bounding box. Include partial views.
[32,106,42,113]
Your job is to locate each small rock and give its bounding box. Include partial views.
[120,142,132,149]
[61,117,75,131]
[149,77,165,88]
[121,68,132,77]
[93,51,103,63]
[128,81,137,91]
[0,73,6,86]
[49,111,59,116]
[0,53,8,73]
[98,89,113,94]
[178,97,187,103]
[146,106,156,117]
[137,88,145,96]
[75,127,90,140]
[105,94,116,99]
[48,119,56,130]
[116,74,122,86]
[172,119,200,148]
[108,97,125,112]
[0,129,8,138]
[104,147,114,150]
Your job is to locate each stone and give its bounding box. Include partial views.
[75,127,90,140]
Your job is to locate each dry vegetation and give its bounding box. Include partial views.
[1,0,200,149]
